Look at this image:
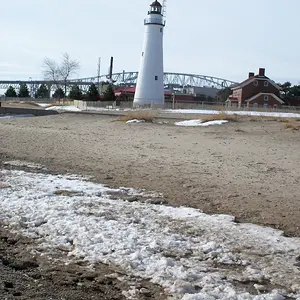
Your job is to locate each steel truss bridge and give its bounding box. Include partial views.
[71,72,237,89]
[0,72,237,94]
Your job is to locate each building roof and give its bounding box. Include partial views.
[114,86,172,96]
[232,75,281,91]
[226,96,239,102]
[245,92,284,104]
[114,87,136,94]
[150,0,162,7]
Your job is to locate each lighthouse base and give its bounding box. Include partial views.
[133,98,165,109]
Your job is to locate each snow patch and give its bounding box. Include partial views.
[46,106,81,112]
[0,169,300,300]
[86,106,121,111]
[175,119,228,127]
[3,160,46,170]
[126,119,146,124]
[36,103,51,107]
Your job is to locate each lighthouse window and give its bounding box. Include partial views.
[160,28,163,32]
[155,76,158,80]
[142,52,144,56]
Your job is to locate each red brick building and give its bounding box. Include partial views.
[228,68,283,108]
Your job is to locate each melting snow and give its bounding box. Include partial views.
[126,119,146,124]
[36,103,51,107]
[87,107,121,111]
[0,169,300,300]
[175,120,228,127]
[45,106,81,112]
[165,109,300,118]
[3,160,46,170]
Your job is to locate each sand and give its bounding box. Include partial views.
[0,112,299,237]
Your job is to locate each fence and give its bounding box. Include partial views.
[81,100,300,114]
[2,97,300,114]
[73,100,133,110]
[164,101,300,113]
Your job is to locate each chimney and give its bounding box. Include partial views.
[248,72,255,78]
[259,68,265,77]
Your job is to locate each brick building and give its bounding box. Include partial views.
[228,68,283,108]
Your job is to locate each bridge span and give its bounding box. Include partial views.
[0,72,237,94]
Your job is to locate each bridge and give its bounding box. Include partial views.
[71,72,237,89]
[0,72,238,94]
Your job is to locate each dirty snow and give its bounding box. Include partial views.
[36,103,51,107]
[87,106,121,111]
[45,106,81,112]
[126,119,146,124]
[164,109,300,118]
[175,120,228,127]
[0,169,300,300]
[3,160,46,170]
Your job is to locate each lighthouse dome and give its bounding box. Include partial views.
[150,0,162,7]
[149,0,163,15]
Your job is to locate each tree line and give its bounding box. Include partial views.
[4,83,116,102]
[5,84,31,98]
[277,82,300,105]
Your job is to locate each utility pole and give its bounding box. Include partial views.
[97,57,101,94]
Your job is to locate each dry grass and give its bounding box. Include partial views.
[248,116,266,122]
[201,111,239,122]
[283,120,300,131]
[247,116,300,123]
[278,118,300,123]
[117,109,300,126]
[195,112,300,125]
[118,110,159,123]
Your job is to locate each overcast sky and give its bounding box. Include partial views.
[1,0,299,84]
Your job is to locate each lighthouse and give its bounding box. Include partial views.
[133,0,166,107]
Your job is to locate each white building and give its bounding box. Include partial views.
[133,1,165,107]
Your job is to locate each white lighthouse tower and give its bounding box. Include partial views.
[133,0,166,107]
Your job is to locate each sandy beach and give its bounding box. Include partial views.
[1,112,299,237]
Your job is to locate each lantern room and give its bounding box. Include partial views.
[149,0,163,15]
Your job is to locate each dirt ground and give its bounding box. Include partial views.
[0,111,300,298]
[0,223,165,300]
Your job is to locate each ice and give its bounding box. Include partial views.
[175,120,228,126]
[45,105,81,111]
[36,103,50,107]
[165,109,300,118]
[126,119,146,124]
[87,106,121,111]
[1,169,300,299]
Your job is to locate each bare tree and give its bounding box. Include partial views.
[43,57,60,91]
[43,53,80,96]
[59,53,80,95]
